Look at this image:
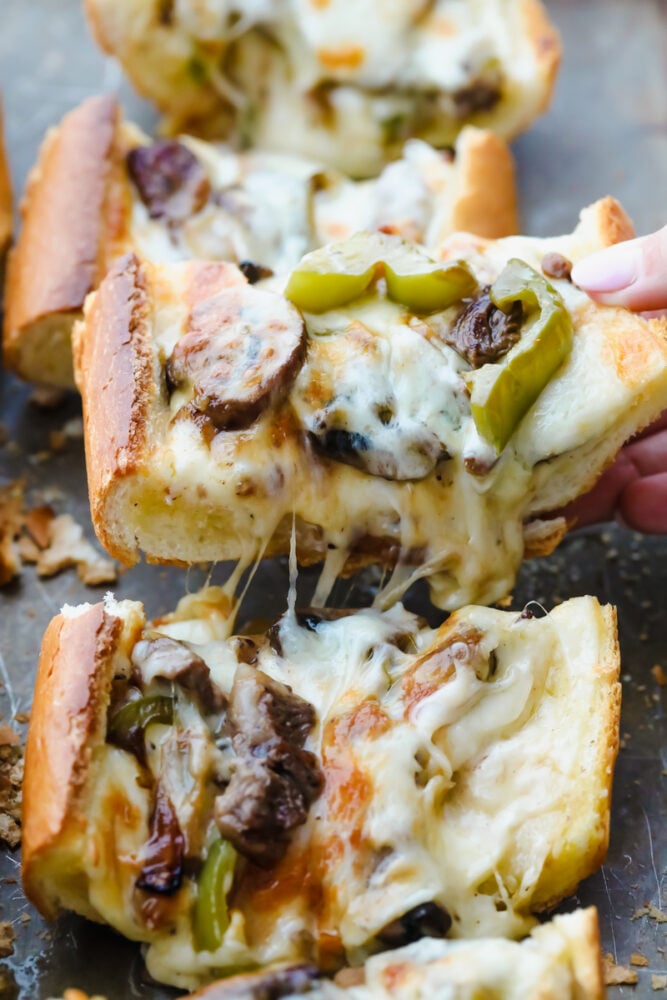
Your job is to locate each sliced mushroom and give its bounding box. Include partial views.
[377,901,452,947]
[186,964,320,999]
[445,288,523,368]
[127,139,210,222]
[136,785,185,895]
[168,285,307,431]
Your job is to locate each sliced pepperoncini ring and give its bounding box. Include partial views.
[194,837,237,952]
[468,259,573,453]
[285,231,477,315]
[107,694,174,762]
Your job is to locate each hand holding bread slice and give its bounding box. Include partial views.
[73,198,667,609]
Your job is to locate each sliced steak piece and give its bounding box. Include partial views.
[445,288,523,368]
[132,635,226,714]
[136,785,185,895]
[215,665,323,868]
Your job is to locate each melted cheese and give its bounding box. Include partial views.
[126,134,463,274]
[72,595,616,989]
[99,0,549,175]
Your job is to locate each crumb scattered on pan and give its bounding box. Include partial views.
[633,903,667,923]
[0,725,23,848]
[28,386,67,409]
[653,975,667,991]
[0,479,116,587]
[631,953,650,967]
[603,954,638,985]
[652,664,667,686]
[0,922,14,959]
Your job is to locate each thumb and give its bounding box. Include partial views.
[571,224,667,312]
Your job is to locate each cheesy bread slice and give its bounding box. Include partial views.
[74,199,667,610]
[48,908,604,999]
[185,907,603,999]
[3,93,516,389]
[84,0,560,177]
[23,591,619,990]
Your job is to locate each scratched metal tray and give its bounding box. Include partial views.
[1,0,666,996]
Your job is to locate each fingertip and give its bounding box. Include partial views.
[618,472,667,534]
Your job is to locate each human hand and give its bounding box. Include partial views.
[564,227,667,531]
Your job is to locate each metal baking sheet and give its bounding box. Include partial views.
[1,0,666,996]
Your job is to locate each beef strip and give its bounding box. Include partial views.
[167,284,307,432]
[445,288,523,367]
[214,665,323,868]
[132,635,226,714]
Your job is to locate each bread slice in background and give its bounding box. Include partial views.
[74,198,667,610]
[0,101,12,256]
[84,0,559,177]
[2,92,517,389]
[23,591,618,990]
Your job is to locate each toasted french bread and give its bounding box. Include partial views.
[3,93,517,389]
[84,0,559,177]
[24,592,618,990]
[0,101,12,255]
[74,198,667,610]
[186,908,604,999]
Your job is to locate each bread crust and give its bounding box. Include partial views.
[0,101,12,254]
[22,603,122,918]
[73,253,155,563]
[3,94,119,387]
[521,0,562,119]
[448,126,519,241]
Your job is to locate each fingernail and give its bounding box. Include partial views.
[571,242,639,293]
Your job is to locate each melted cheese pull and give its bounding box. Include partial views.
[62,593,617,990]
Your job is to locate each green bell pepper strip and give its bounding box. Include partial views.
[107,695,174,759]
[284,231,477,315]
[469,259,573,453]
[194,837,237,952]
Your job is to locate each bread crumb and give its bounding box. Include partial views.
[19,912,31,924]
[14,711,30,724]
[0,480,25,585]
[653,975,667,991]
[0,726,19,747]
[633,903,667,923]
[48,429,67,452]
[0,738,23,848]
[631,952,649,967]
[652,665,667,686]
[0,921,15,958]
[35,513,116,585]
[603,954,638,985]
[28,386,66,408]
[25,504,55,548]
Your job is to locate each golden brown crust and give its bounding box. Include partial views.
[572,908,605,1000]
[522,0,562,117]
[0,101,12,253]
[530,604,620,912]
[22,604,122,917]
[74,253,155,565]
[448,127,519,239]
[3,94,119,385]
